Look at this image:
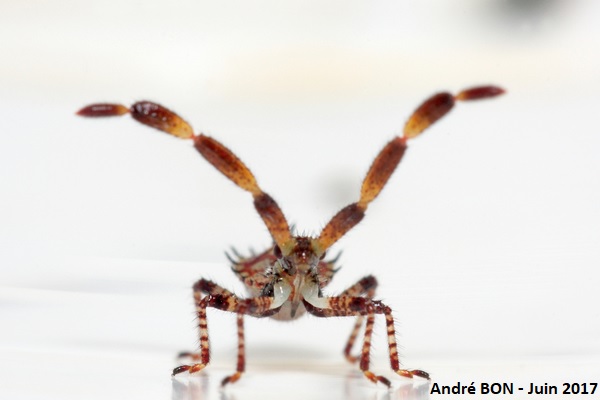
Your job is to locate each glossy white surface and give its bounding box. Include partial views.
[1,1,599,399]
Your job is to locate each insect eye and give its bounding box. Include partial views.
[319,251,327,260]
[273,244,282,259]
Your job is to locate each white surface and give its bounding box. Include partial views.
[1,1,599,399]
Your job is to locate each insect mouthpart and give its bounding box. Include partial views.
[271,280,292,309]
[279,258,297,275]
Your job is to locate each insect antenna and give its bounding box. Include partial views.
[77,101,295,254]
[315,85,504,253]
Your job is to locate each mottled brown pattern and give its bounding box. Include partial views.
[342,275,377,363]
[344,316,363,363]
[304,294,430,384]
[173,281,281,382]
[194,135,259,194]
[317,203,364,251]
[253,193,292,248]
[403,92,455,139]
[360,137,407,208]
[129,101,194,139]
[77,86,503,386]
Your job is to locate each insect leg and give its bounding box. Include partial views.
[173,286,280,386]
[359,310,384,385]
[341,275,378,297]
[171,290,210,376]
[172,283,215,376]
[177,279,235,361]
[302,297,389,386]
[303,295,428,386]
[340,276,378,363]
[221,313,245,386]
[377,301,430,380]
[343,316,363,363]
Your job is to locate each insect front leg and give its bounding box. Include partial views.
[172,281,222,377]
[374,301,429,380]
[177,279,235,362]
[173,279,280,386]
[303,295,428,387]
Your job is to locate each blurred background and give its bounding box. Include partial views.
[1,0,599,399]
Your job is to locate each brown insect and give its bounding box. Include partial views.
[77,85,504,387]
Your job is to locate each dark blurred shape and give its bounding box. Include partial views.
[501,0,561,17]
[484,0,574,37]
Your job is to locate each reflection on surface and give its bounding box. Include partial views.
[172,375,209,400]
[171,368,430,400]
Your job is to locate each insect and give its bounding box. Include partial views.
[77,85,504,387]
